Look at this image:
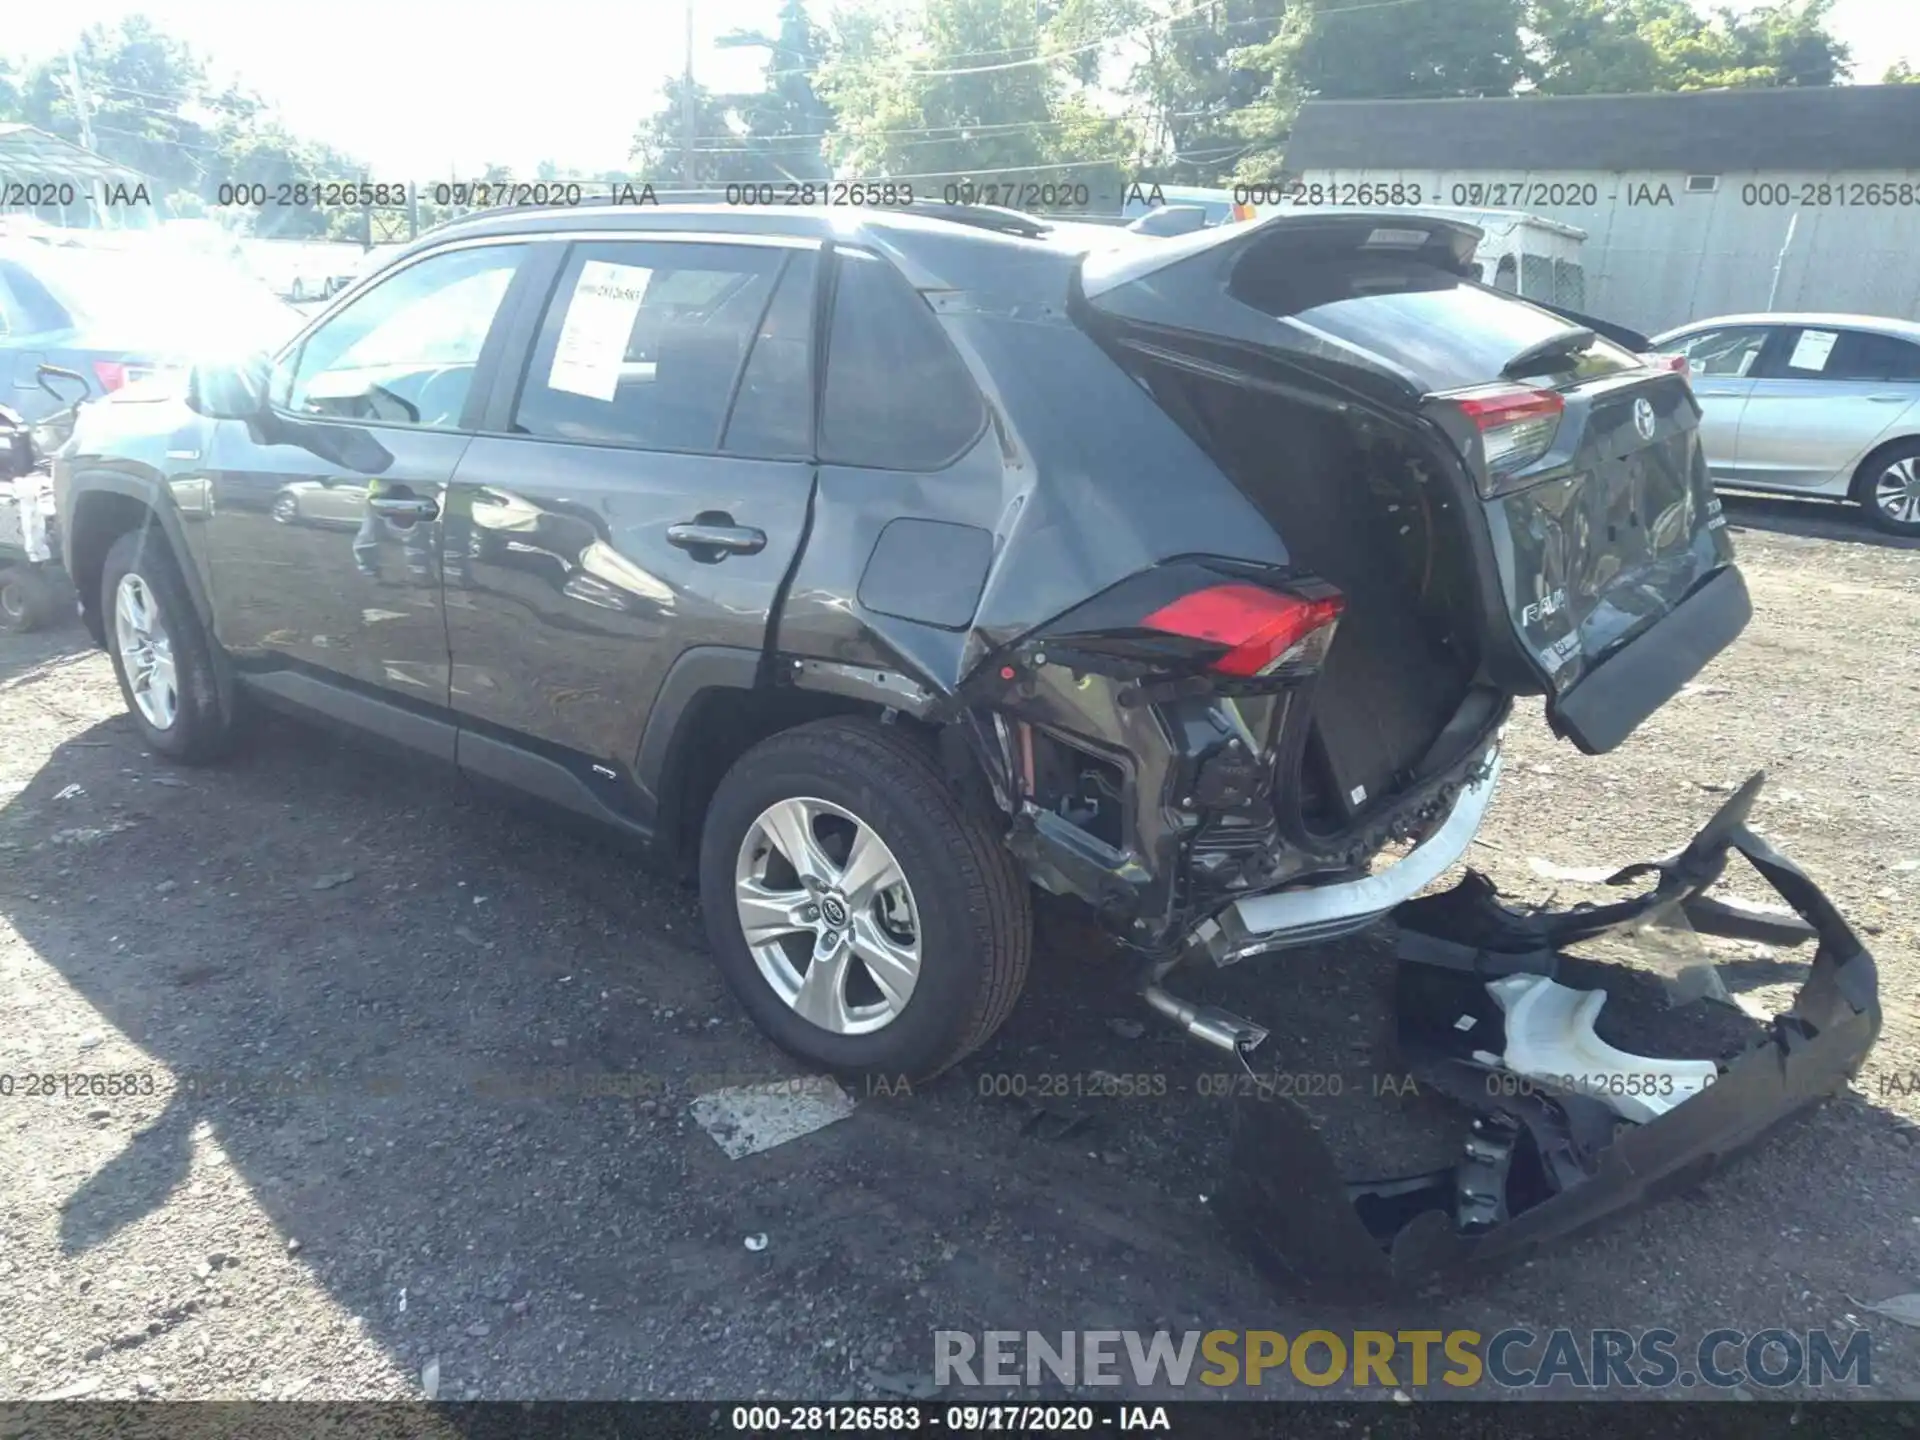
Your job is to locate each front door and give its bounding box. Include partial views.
[202,242,529,718]
[443,235,821,782]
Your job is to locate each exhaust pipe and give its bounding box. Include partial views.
[1142,983,1269,1055]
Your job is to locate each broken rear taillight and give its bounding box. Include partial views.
[1451,384,1566,485]
[1143,583,1344,677]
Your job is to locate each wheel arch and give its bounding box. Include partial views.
[1847,430,1920,504]
[634,646,952,877]
[65,473,213,649]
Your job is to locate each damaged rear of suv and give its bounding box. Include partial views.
[962,211,1749,973]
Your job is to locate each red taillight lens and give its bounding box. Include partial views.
[1143,583,1345,677]
[1450,384,1565,485]
[1642,351,1691,380]
[92,361,130,392]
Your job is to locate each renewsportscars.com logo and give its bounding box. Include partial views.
[933,1328,1874,1391]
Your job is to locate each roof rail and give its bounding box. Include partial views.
[893,200,1052,239]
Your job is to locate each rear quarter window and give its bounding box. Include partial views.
[819,250,986,471]
[1232,257,1638,392]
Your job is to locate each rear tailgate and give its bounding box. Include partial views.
[1078,210,1745,755]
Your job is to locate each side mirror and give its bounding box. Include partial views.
[188,351,273,421]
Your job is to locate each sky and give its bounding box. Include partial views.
[7,0,1920,177]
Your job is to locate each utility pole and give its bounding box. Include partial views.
[65,52,96,152]
[681,0,698,193]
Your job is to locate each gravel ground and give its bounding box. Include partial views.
[0,496,1915,1403]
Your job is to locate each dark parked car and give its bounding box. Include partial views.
[53,202,1879,1289]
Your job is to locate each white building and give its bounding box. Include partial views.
[1280,85,1920,334]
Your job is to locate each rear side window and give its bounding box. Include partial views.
[512,240,795,453]
[1770,328,1920,382]
[820,250,986,471]
[1233,256,1637,392]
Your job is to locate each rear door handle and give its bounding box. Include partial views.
[1867,393,1910,403]
[1695,390,1744,398]
[368,495,440,522]
[667,521,766,556]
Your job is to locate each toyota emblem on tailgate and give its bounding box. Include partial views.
[1634,397,1657,441]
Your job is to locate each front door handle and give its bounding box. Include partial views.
[667,520,767,557]
[1695,390,1744,398]
[1867,393,1910,403]
[369,494,440,522]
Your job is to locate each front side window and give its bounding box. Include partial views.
[511,240,803,454]
[283,244,521,429]
[1671,327,1771,379]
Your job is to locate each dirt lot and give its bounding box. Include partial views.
[1,496,1916,1403]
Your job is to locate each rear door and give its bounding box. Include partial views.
[1735,326,1920,491]
[1661,323,1774,482]
[443,233,820,790]
[1080,211,1741,752]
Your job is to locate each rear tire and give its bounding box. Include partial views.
[101,528,237,763]
[699,717,1032,1083]
[1853,438,1920,536]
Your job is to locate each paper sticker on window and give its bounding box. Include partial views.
[548,261,653,402]
[1788,329,1838,373]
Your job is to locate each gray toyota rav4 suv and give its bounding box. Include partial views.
[51,202,1879,1290]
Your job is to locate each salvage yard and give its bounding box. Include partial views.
[0,498,1916,1402]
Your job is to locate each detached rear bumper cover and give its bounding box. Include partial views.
[1218,773,1881,1296]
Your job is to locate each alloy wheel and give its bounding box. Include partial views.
[733,795,923,1035]
[113,571,179,730]
[1873,456,1920,528]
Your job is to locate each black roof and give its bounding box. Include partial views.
[1285,85,1920,174]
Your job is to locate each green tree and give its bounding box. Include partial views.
[719,0,837,182]
[1525,0,1851,93]
[1886,59,1920,84]
[0,56,24,122]
[817,0,1128,195]
[630,77,740,187]
[1247,0,1524,103]
[22,18,214,194]
[1052,0,1284,185]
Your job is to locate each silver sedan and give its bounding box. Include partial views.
[1651,312,1920,535]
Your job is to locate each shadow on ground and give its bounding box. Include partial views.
[1720,492,1920,552]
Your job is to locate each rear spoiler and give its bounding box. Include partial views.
[1080,209,1484,308]
[1520,299,1656,355]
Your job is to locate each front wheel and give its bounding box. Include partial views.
[101,528,238,763]
[699,717,1032,1083]
[1856,439,1920,536]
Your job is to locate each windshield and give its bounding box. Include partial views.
[20,241,302,355]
